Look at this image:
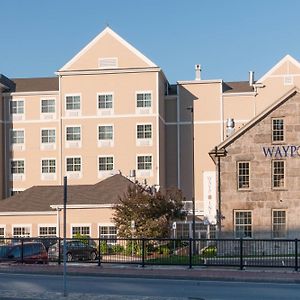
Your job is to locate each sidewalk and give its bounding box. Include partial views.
[1,262,300,283]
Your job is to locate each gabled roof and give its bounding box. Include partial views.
[257,55,300,83]
[210,87,299,155]
[0,174,134,212]
[10,77,59,93]
[59,27,157,71]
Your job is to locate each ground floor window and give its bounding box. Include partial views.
[39,226,57,237]
[234,211,252,238]
[99,226,117,243]
[0,227,5,239]
[13,226,31,238]
[272,210,287,238]
[72,226,90,237]
[175,223,190,239]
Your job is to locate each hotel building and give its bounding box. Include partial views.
[1,26,300,238]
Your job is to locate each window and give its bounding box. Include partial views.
[272,210,287,238]
[66,126,81,141]
[99,156,114,171]
[272,160,285,189]
[98,94,113,109]
[272,118,284,142]
[72,226,90,237]
[11,130,24,144]
[41,99,55,113]
[99,57,118,68]
[98,126,113,140]
[66,157,81,172]
[10,100,24,114]
[234,211,252,238]
[41,129,56,144]
[137,155,152,170]
[41,159,56,174]
[137,124,152,139]
[11,160,24,174]
[39,226,57,237]
[136,93,151,108]
[237,162,250,190]
[66,95,80,110]
[0,227,5,239]
[13,226,31,238]
[99,226,117,243]
[10,190,22,196]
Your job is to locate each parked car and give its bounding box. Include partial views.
[0,242,48,264]
[48,240,98,261]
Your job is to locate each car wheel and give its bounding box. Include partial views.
[67,253,73,262]
[90,251,97,261]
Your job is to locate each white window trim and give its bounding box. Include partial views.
[237,161,250,190]
[10,128,25,151]
[38,224,58,237]
[70,223,91,237]
[0,225,6,238]
[234,210,253,239]
[136,154,153,177]
[97,223,117,242]
[12,224,32,237]
[40,158,57,181]
[97,92,114,116]
[10,159,25,181]
[98,155,115,178]
[65,93,81,117]
[136,123,153,146]
[135,91,153,114]
[97,124,114,147]
[40,128,56,150]
[40,97,56,120]
[65,125,82,148]
[10,99,25,121]
[65,156,82,179]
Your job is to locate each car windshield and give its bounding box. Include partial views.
[0,245,11,258]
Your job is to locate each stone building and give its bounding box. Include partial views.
[211,88,300,238]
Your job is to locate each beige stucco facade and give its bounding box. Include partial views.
[1,27,300,238]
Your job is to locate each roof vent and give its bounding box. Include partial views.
[249,71,254,86]
[99,57,118,69]
[226,118,235,137]
[195,64,201,80]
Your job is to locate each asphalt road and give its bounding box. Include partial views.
[0,272,300,299]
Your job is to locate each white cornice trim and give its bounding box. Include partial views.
[223,92,256,97]
[177,79,222,85]
[50,204,114,209]
[56,67,160,76]
[0,211,56,216]
[4,91,59,96]
[59,27,157,71]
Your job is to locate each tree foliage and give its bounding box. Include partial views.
[113,185,186,238]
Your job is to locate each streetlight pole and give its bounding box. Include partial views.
[187,106,196,253]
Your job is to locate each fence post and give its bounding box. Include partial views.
[142,238,145,268]
[189,238,193,269]
[21,238,24,264]
[98,236,101,267]
[295,239,298,272]
[239,238,244,270]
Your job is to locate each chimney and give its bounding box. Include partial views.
[249,71,254,86]
[195,64,201,80]
[226,118,235,137]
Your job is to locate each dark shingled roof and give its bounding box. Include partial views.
[223,81,254,93]
[0,174,134,212]
[11,77,59,93]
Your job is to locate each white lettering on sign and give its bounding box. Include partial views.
[203,171,216,225]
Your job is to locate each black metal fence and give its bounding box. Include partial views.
[0,237,299,270]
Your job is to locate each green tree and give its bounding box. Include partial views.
[113,185,186,238]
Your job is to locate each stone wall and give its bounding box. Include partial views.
[220,92,300,238]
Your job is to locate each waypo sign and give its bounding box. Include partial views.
[263,145,300,158]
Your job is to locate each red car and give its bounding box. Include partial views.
[0,242,48,264]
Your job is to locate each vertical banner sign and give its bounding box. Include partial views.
[203,171,217,224]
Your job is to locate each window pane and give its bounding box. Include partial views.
[272,119,284,142]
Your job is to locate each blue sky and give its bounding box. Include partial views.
[1,0,300,83]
